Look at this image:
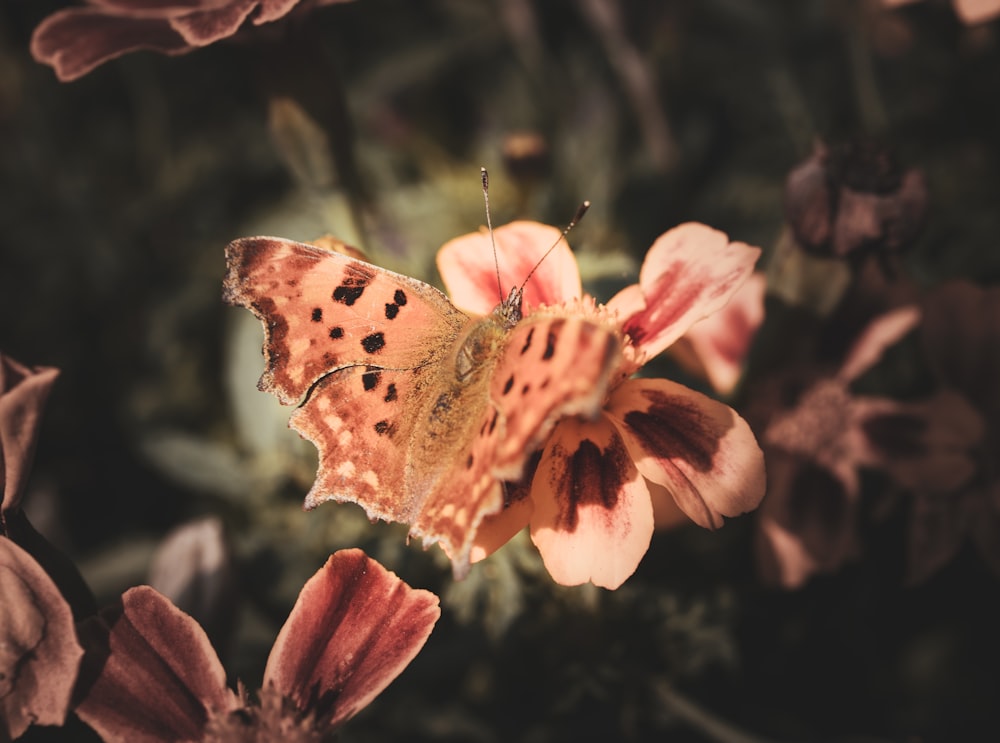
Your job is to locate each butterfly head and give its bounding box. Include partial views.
[495,285,524,328]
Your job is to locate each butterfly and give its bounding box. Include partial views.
[223,229,621,577]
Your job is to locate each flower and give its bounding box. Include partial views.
[755,306,984,588]
[31,0,353,82]
[0,537,85,740]
[784,141,928,261]
[1,353,59,532]
[905,281,1000,582]
[74,548,440,742]
[437,221,767,589]
[883,0,1000,25]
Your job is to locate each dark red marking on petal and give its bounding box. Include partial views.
[622,390,715,472]
[554,436,627,531]
[361,333,385,354]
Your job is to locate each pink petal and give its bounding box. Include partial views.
[88,0,235,16]
[528,417,654,590]
[855,390,984,492]
[30,9,192,82]
[922,281,1000,418]
[170,0,259,45]
[263,549,440,730]
[838,305,921,382]
[670,272,767,394]
[607,223,761,361]
[1,355,59,523]
[954,0,1000,23]
[437,221,582,316]
[253,0,304,24]
[75,586,236,743]
[754,449,857,588]
[0,538,84,739]
[605,378,766,529]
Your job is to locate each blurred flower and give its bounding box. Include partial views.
[784,141,928,261]
[883,0,1000,25]
[906,281,1000,582]
[756,307,983,588]
[75,548,440,742]
[0,537,85,740]
[438,221,766,589]
[1,353,59,532]
[31,0,354,82]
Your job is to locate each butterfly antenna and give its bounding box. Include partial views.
[481,167,505,303]
[520,200,591,290]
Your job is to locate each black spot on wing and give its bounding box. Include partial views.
[329,326,344,340]
[465,453,474,469]
[543,329,557,360]
[374,420,393,435]
[384,383,397,402]
[521,383,530,395]
[311,308,323,322]
[521,327,535,355]
[488,410,499,435]
[362,371,381,391]
[394,289,407,306]
[503,375,515,395]
[385,303,400,320]
[361,332,385,354]
[333,284,365,305]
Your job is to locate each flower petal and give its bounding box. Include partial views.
[263,549,440,730]
[30,9,192,82]
[469,491,533,564]
[75,586,236,743]
[0,538,84,739]
[755,449,857,588]
[437,221,582,316]
[669,272,767,395]
[170,0,258,46]
[528,417,654,590]
[837,305,920,382]
[608,223,761,361]
[954,0,1000,24]
[254,0,305,24]
[605,378,766,529]
[1,354,59,525]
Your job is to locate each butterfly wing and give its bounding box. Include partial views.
[224,236,469,523]
[223,237,468,404]
[409,310,621,576]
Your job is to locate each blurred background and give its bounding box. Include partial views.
[2,1,999,741]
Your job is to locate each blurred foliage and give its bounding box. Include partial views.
[2,0,999,741]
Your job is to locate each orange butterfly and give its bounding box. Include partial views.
[223,230,620,577]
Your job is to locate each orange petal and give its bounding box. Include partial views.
[263,549,440,730]
[437,221,582,316]
[0,539,84,740]
[75,586,236,743]
[469,492,534,564]
[609,223,761,361]
[605,378,766,529]
[528,417,653,590]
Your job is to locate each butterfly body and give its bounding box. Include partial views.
[224,236,620,575]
